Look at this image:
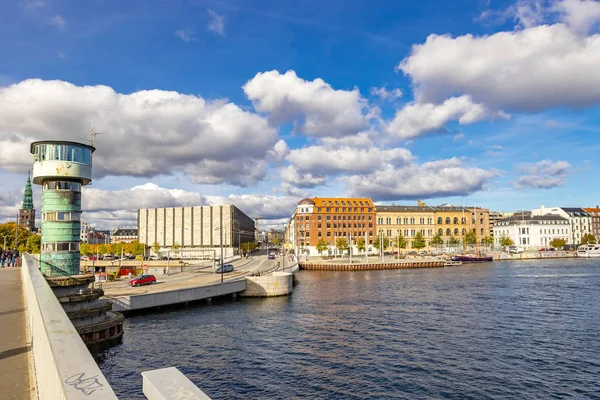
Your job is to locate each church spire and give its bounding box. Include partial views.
[22,172,34,210]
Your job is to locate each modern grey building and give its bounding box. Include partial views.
[137,205,255,259]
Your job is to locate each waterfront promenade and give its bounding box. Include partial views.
[0,268,33,400]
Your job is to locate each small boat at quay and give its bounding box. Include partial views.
[577,241,600,258]
[451,255,494,262]
[444,260,463,267]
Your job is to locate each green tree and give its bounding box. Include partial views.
[356,238,366,253]
[272,237,280,246]
[152,241,160,255]
[113,243,124,257]
[26,234,41,254]
[412,232,426,249]
[430,233,444,248]
[481,236,495,246]
[98,243,107,255]
[550,238,566,249]
[336,238,349,255]
[373,234,390,250]
[581,233,596,244]
[316,238,329,256]
[395,234,407,249]
[500,235,514,247]
[80,243,90,255]
[172,242,180,257]
[0,222,32,250]
[449,236,461,246]
[131,241,146,256]
[465,230,478,245]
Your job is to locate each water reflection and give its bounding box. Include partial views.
[99,259,600,399]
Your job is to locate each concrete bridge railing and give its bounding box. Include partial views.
[21,255,119,399]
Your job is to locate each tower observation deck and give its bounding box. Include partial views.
[30,141,95,276]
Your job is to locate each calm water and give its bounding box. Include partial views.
[98,259,600,399]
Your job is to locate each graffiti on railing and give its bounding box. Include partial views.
[65,372,104,395]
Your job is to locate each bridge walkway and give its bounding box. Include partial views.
[0,267,34,399]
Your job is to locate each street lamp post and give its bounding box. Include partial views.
[215,225,224,283]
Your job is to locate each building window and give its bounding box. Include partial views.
[327,232,331,237]
[446,228,451,236]
[446,217,451,224]
[454,228,459,235]
[453,217,459,224]
[438,228,443,236]
[397,218,401,224]
[378,217,383,224]
[386,218,391,224]
[437,217,442,224]
[461,217,466,224]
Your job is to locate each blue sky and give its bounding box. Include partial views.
[1,0,599,228]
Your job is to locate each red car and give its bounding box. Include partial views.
[129,274,156,287]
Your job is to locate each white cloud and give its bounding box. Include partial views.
[513,159,572,188]
[345,158,500,200]
[387,95,509,140]
[552,0,600,34]
[288,146,413,176]
[243,70,372,138]
[266,139,290,164]
[57,51,66,61]
[50,15,65,29]
[399,10,600,111]
[370,86,403,100]
[80,183,298,227]
[453,133,465,141]
[175,30,196,42]
[0,79,278,186]
[207,10,225,36]
[280,166,327,188]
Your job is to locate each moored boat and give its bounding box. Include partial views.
[576,241,600,258]
[444,260,463,267]
[450,255,493,262]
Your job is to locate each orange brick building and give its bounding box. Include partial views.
[294,197,376,257]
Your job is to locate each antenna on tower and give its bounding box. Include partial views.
[82,118,106,147]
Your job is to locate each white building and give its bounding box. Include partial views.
[493,212,571,249]
[138,205,255,259]
[531,206,592,245]
[80,221,91,243]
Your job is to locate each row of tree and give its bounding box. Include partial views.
[81,241,147,256]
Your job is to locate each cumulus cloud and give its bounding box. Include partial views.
[553,0,600,34]
[398,14,600,112]
[370,86,403,101]
[513,160,572,189]
[387,95,509,140]
[266,139,290,164]
[280,166,328,188]
[80,183,297,228]
[288,146,413,176]
[243,70,372,138]
[345,158,500,200]
[207,10,225,36]
[0,79,278,186]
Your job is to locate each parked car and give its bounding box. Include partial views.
[129,274,156,286]
[102,255,118,261]
[419,251,428,256]
[80,255,89,261]
[268,254,275,260]
[216,264,234,273]
[407,251,418,255]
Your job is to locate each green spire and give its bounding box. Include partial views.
[22,173,34,210]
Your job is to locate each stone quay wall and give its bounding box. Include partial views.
[300,260,444,271]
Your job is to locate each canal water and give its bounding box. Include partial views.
[98,259,600,399]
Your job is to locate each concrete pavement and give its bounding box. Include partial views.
[102,254,278,298]
[0,268,34,400]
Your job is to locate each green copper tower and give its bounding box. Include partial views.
[30,141,95,276]
[19,173,36,232]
